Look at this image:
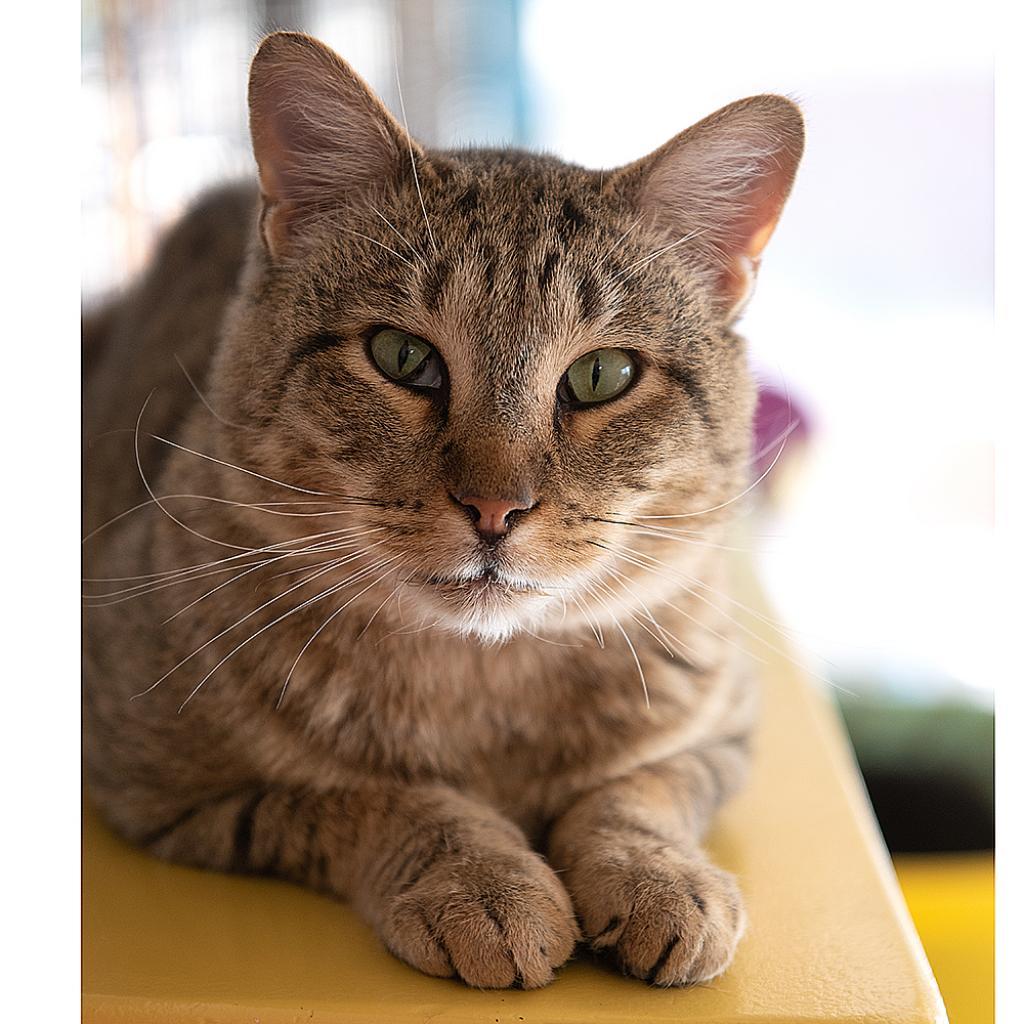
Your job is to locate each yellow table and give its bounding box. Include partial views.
[83,578,947,1023]
[896,854,993,1024]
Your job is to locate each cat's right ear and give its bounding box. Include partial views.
[248,32,416,259]
[610,95,804,322]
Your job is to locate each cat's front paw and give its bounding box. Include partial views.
[378,841,580,989]
[568,837,745,986]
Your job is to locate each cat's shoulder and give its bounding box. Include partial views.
[151,180,260,274]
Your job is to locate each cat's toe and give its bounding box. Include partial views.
[383,847,579,989]
[570,840,745,986]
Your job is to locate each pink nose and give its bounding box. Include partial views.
[453,493,536,539]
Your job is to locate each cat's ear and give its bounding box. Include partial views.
[248,32,417,258]
[614,95,804,320]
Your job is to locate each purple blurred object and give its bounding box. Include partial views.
[752,383,812,485]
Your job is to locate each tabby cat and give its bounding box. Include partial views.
[83,32,803,989]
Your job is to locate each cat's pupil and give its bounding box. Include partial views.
[591,354,601,392]
[398,339,412,374]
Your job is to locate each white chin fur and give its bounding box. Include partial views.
[432,593,552,645]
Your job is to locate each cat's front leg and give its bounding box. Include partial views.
[547,736,749,986]
[141,782,579,989]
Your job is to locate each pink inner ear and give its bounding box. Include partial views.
[732,151,799,259]
[250,112,297,205]
[715,162,797,311]
[247,33,410,256]
[634,97,804,317]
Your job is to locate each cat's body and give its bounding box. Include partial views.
[83,33,803,989]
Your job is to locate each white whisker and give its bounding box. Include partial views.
[592,540,755,662]
[84,527,364,591]
[598,214,644,267]
[394,58,436,252]
[638,426,789,520]
[569,590,605,648]
[134,394,265,553]
[130,555,356,700]
[146,431,332,497]
[580,579,649,708]
[164,542,379,623]
[597,564,699,662]
[369,204,425,265]
[615,227,708,282]
[277,558,406,709]
[341,227,416,269]
[176,555,399,712]
[83,494,364,547]
[174,353,251,430]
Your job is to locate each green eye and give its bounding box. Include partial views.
[560,347,636,405]
[369,328,442,388]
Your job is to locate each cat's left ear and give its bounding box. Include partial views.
[612,95,804,321]
[248,32,420,258]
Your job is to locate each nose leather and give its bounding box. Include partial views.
[453,494,536,539]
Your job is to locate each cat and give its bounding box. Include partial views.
[83,31,803,990]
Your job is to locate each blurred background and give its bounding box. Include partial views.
[81,1,994,1018]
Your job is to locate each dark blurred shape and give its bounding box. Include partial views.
[863,771,992,853]
[838,691,994,853]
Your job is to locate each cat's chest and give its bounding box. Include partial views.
[265,631,721,805]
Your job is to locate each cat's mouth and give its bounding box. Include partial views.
[404,565,558,642]
[416,567,542,596]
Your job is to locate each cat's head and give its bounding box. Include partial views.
[213,32,803,643]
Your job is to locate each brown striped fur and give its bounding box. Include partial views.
[83,33,803,989]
